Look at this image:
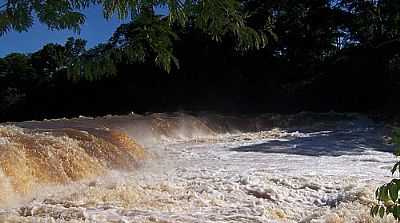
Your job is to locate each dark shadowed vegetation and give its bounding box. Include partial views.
[1,0,400,122]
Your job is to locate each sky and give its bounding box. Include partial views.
[0,5,167,57]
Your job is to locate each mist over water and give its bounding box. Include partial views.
[0,112,397,222]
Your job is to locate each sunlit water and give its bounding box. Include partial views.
[0,113,397,222]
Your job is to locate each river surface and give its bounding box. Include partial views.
[0,113,397,222]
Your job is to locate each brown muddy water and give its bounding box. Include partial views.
[0,112,397,222]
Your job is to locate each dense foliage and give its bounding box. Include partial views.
[1,0,400,121]
[0,0,265,73]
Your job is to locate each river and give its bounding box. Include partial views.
[0,112,396,222]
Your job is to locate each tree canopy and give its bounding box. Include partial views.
[0,0,267,73]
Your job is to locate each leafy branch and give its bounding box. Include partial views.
[0,0,271,75]
[372,129,400,220]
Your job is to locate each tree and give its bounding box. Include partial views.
[0,53,36,88]
[0,53,36,117]
[109,11,179,73]
[339,0,400,47]
[0,0,267,74]
[30,37,87,81]
[0,0,88,34]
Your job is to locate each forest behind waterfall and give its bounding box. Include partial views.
[2,0,400,121]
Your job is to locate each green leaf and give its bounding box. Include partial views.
[391,162,399,175]
[384,186,390,202]
[375,188,380,199]
[379,206,385,218]
[379,185,390,202]
[371,205,379,217]
[389,182,399,202]
[394,205,400,220]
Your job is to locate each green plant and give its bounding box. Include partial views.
[0,0,268,74]
[372,129,400,220]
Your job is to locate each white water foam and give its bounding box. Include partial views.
[0,115,397,222]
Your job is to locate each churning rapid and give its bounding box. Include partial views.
[0,112,397,222]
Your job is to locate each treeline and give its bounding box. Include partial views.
[2,0,400,121]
